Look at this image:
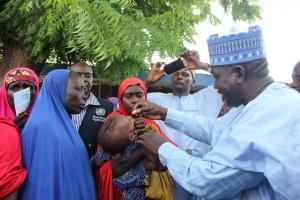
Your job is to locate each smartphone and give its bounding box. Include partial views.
[163,58,185,75]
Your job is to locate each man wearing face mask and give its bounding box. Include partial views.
[70,62,114,162]
[133,26,300,199]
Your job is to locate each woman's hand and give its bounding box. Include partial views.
[92,156,107,168]
[14,112,27,130]
[134,117,146,134]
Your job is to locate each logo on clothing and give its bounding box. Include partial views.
[95,108,105,116]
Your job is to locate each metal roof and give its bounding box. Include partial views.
[137,71,215,87]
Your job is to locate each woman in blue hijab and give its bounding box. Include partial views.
[21,69,96,200]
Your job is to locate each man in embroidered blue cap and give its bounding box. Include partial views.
[206,26,270,107]
[207,26,266,67]
[131,26,300,199]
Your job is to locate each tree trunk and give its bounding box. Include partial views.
[3,42,31,68]
[0,42,31,82]
[0,42,44,85]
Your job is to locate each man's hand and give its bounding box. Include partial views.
[132,101,168,120]
[14,112,27,130]
[140,145,158,162]
[136,131,168,155]
[145,63,167,86]
[141,146,159,171]
[180,50,210,71]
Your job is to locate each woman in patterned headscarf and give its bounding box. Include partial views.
[0,67,39,199]
[0,67,39,129]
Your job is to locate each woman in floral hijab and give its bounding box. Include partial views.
[0,67,39,129]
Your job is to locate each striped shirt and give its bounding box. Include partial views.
[72,93,100,131]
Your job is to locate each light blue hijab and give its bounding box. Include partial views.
[21,69,96,200]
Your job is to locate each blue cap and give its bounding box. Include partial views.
[207,26,266,67]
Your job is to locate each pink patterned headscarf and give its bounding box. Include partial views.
[0,67,40,120]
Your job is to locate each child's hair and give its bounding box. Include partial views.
[97,115,131,154]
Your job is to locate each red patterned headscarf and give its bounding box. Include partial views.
[5,69,36,88]
[0,67,40,120]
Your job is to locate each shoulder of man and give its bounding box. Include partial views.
[148,92,170,101]
[194,86,220,98]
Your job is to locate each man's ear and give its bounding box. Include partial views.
[190,79,196,94]
[231,65,246,84]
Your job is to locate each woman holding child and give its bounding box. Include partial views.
[95,77,175,200]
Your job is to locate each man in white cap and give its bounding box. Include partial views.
[145,51,223,200]
[133,26,300,199]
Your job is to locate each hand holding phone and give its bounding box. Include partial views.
[145,63,167,85]
[180,50,210,71]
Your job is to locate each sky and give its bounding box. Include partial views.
[153,0,300,83]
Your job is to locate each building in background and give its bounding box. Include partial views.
[39,65,215,97]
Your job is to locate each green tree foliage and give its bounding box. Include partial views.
[0,0,261,82]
